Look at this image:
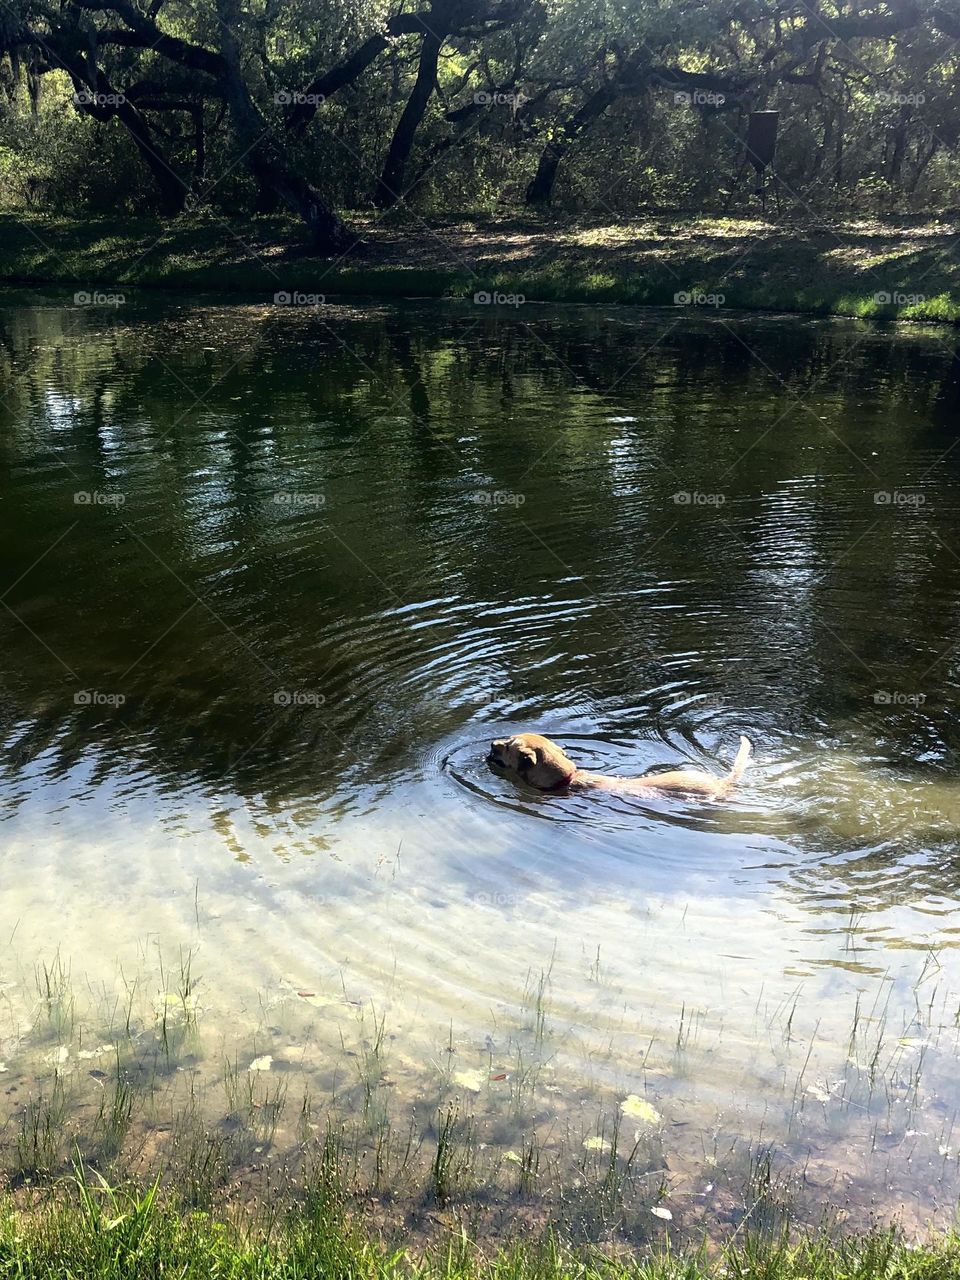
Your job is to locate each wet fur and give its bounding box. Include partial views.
[488,732,752,799]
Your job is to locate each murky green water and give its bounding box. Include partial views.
[2,292,960,1229]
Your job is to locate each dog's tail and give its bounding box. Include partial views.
[723,735,753,790]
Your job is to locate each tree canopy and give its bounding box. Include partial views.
[1,0,959,248]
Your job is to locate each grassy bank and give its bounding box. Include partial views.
[0,1163,958,1280]
[1,211,959,321]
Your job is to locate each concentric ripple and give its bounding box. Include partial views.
[3,297,960,1204]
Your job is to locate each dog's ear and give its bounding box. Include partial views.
[517,744,538,770]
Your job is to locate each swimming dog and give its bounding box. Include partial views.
[488,733,752,799]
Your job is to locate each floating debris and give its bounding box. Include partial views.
[620,1094,661,1124]
[453,1068,484,1092]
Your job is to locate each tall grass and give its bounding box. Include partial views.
[0,1158,959,1279]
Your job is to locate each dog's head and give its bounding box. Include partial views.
[487,733,577,791]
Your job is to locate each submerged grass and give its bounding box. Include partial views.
[3,942,959,1273]
[0,1160,959,1279]
[1,211,959,322]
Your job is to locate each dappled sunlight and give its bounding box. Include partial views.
[3,297,960,1238]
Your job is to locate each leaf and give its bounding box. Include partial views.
[44,1046,69,1067]
[620,1095,661,1124]
[651,1206,673,1221]
[248,1055,273,1072]
[453,1069,484,1093]
[583,1136,609,1152]
[489,1072,507,1082]
[78,1045,112,1060]
[503,1151,522,1164]
[0,1061,7,1073]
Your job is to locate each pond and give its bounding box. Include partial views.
[2,291,960,1233]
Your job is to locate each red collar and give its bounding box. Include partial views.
[549,768,578,791]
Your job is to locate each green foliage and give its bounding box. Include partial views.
[0,0,958,223]
[1,1163,960,1280]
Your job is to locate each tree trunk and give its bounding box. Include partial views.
[525,82,618,205]
[833,94,846,188]
[373,29,445,209]
[525,140,563,205]
[907,136,939,194]
[254,182,281,213]
[287,33,389,133]
[114,99,187,214]
[216,0,350,251]
[46,22,188,217]
[887,105,910,186]
[812,106,833,180]
[285,11,437,135]
[191,103,205,189]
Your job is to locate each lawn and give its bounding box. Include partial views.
[1,210,958,320]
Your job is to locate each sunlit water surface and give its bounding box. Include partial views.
[3,293,960,1231]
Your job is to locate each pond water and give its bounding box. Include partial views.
[2,291,960,1232]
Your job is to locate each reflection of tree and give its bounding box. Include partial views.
[3,296,960,910]
[384,317,431,424]
[931,345,960,435]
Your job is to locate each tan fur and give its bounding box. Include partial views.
[488,733,752,799]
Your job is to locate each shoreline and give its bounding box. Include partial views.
[3,1171,959,1278]
[1,212,958,323]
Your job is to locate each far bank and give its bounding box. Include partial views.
[1,212,958,322]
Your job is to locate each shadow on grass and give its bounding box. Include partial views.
[0,212,958,321]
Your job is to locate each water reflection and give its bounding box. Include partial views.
[3,299,960,872]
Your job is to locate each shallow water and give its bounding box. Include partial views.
[2,292,960,1228]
